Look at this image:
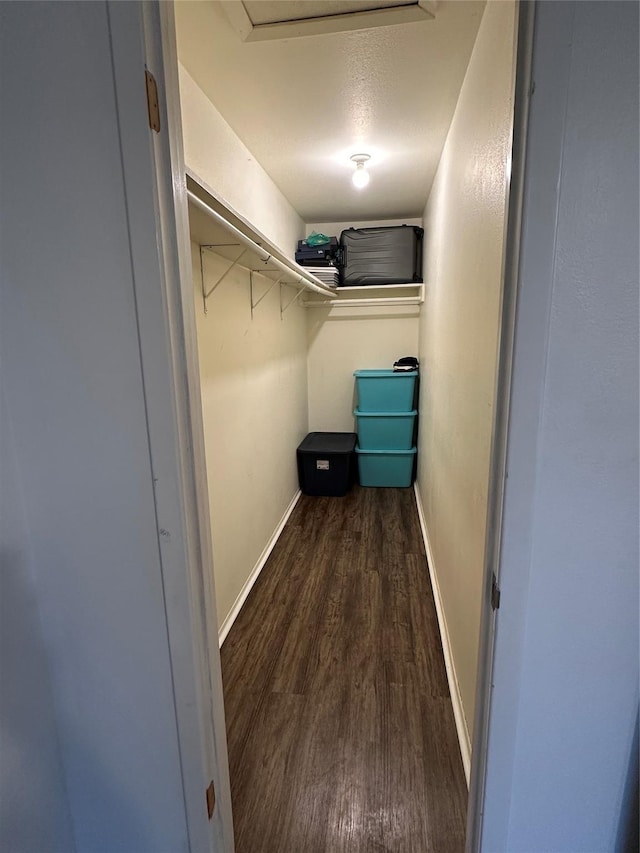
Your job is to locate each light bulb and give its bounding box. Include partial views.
[352,164,370,189]
[350,153,371,190]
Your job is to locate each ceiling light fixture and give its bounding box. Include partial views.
[350,154,371,189]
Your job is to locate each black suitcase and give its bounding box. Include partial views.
[339,225,424,286]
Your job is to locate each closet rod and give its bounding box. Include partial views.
[187,191,336,299]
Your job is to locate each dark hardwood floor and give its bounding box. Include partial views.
[221,486,467,852]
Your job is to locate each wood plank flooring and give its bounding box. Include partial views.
[221,486,467,853]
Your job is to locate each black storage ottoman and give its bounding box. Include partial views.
[297,432,357,497]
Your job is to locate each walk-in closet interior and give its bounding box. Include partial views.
[174,0,517,847]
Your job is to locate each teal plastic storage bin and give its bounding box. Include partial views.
[354,409,417,450]
[356,446,417,487]
[353,369,417,412]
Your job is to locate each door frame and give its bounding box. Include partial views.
[115,1,235,849]
[141,1,537,850]
[465,2,536,849]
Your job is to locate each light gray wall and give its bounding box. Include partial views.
[0,3,189,849]
[482,2,639,849]
[1,385,76,853]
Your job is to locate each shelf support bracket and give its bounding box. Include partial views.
[280,283,305,318]
[250,271,282,317]
[200,244,249,315]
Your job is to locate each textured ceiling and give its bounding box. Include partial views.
[175,0,485,222]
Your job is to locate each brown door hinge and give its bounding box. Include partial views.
[491,572,501,610]
[145,69,160,133]
[206,780,216,820]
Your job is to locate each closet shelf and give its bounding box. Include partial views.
[336,283,423,293]
[186,173,424,313]
[303,296,422,308]
[303,282,424,309]
[187,190,337,314]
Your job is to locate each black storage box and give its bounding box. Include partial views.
[297,432,357,497]
[295,237,340,267]
[339,225,424,286]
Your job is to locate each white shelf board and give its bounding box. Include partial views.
[304,281,424,309]
[303,297,422,309]
[336,283,423,292]
[186,172,336,298]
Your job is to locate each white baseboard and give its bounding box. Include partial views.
[218,489,302,647]
[413,482,472,787]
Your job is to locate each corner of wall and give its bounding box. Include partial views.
[178,62,304,255]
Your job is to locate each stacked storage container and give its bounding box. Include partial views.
[353,370,418,487]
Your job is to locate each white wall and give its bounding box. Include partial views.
[307,306,420,432]
[0,3,190,849]
[306,219,421,433]
[193,245,309,632]
[415,0,516,745]
[177,31,311,636]
[482,2,639,849]
[178,64,304,257]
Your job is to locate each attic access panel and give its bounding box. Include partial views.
[220,0,436,41]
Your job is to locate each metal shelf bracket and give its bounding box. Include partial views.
[250,271,282,317]
[280,283,305,318]
[200,244,249,315]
